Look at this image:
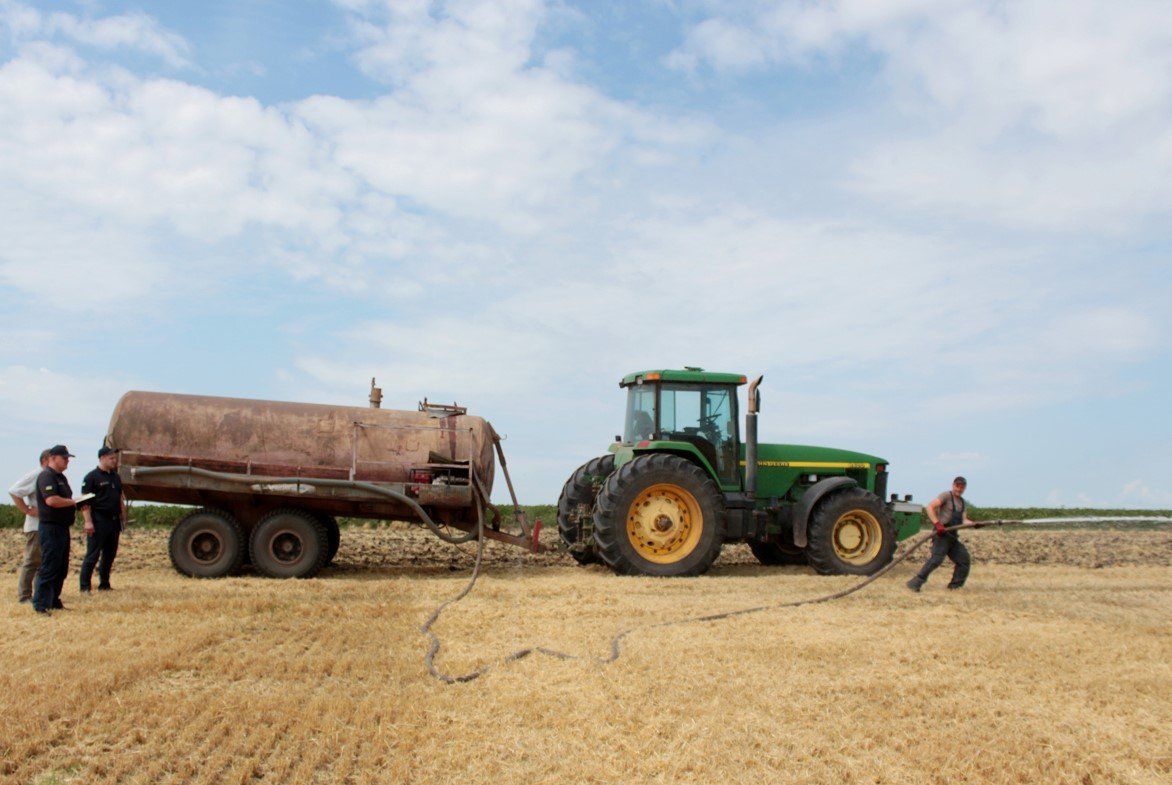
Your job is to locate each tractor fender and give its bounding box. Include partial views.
[626,443,722,485]
[792,477,859,548]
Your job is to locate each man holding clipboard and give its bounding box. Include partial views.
[32,445,87,615]
[79,447,126,593]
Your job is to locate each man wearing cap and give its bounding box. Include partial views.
[79,447,126,592]
[32,445,79,615]
[7,449,51,603]
[907,476,974,592]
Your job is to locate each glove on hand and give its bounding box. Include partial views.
[933,522,948,536]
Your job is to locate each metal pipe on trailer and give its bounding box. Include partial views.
[130,464,545,552]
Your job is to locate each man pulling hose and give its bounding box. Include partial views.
[907,476,977,592]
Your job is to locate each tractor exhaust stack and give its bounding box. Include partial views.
[745,375,763,498]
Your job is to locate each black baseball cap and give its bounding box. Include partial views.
[98,446,119,458]
[48,445,75,458]
[953,476,967,485]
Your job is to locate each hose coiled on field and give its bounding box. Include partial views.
[420,515,1172,684]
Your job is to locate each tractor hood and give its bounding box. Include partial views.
[746,442,886,469]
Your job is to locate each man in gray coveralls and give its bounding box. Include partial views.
[907,476,974,591]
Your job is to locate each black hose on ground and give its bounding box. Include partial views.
[418,515,1172,684]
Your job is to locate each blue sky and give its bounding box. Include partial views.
[1,0,1169,508]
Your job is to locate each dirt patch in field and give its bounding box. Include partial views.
[2,524,1169,577]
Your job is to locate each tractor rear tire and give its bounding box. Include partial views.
[557,454,616,565]
[593,454,725,577]
[250,508,329,579]
[749,539,807,566]
[804,487,895,575]
[169,508,246,578]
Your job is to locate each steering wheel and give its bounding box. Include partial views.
[697,412,722,442]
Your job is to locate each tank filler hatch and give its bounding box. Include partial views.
[419,398,467,418]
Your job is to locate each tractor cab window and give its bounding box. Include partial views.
[624,385,657,442]
[660,384,738,481]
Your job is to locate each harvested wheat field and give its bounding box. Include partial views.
[2,527,1169,785]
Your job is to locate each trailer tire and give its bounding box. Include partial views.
[804,487,895,575]
[749,539,807,566]
[315,513,341,566]
[250,508,329,579]
[169,508,246,579]
[593,453,725,577]
[557,454,616,565]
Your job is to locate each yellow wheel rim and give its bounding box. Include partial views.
[832,509,883,565]
[626,483,704,564]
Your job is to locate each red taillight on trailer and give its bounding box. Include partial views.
[410,469,433,484]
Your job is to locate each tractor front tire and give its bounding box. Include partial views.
[749,539,807,566]
[804,488,895,575]
[593,454,725,577]
[557,455,617,565]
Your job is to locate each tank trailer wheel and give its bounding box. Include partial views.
[315,512,341,566]
[748,539,808,566]
[556,454,617,565]
[593,454,725,577]
[804,488,895,575]
[250,508,329,579]
[169,508,246,579]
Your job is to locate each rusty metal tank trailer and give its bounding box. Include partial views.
[107,382,538,579]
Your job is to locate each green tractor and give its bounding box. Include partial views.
[557,369,923,577]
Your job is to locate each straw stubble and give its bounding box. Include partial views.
[1,529,1168,784]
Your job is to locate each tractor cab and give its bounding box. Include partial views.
[620,369,746,487]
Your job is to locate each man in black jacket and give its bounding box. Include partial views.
[32,445,78,615]
[79,447,126,592]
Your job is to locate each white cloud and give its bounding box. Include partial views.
[669,0,1172,230]
[0,0,708,311]
[0,49,364,306]
[290,202,1163,446]
[0,365,133,431]
[1,2,191,67]
[295,0,708,230]
[1120,479,1172,507]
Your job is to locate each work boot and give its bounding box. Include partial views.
[98,584,113,591]
[946,583,964,590]
[906,577,924,592]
